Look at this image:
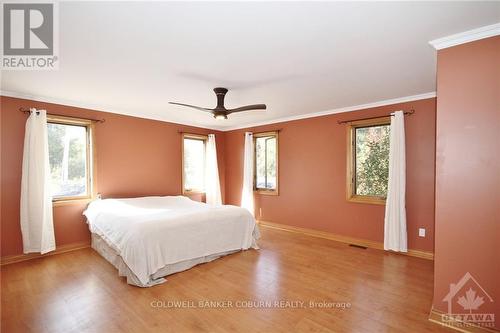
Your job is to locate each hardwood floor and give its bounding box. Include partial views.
[1,226,453,333]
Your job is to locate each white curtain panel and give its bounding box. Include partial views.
[205,134,222,205]
[241,132,255,215]
[384,111,408,252]
[20,109,56,254]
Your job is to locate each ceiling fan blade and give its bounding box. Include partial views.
[169,102,213,113]
[228,104,267,113]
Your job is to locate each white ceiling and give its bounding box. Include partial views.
[2,2,499,130]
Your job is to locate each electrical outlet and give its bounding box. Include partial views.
[418,228,426,237]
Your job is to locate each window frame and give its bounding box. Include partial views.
[253,131,279,196]
[181,133,208,195]
[346,117,390,205]
[47,115,96,206]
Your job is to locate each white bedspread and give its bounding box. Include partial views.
[83,196,259,285]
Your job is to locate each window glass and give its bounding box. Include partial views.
[183,137,206,192]
[354,124,390,197]
[255,135,277,190]
[48,122,88,198]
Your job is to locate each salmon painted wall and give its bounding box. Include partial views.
[433,36,500,328]
[1,96,226,257]
[225,98,436,252]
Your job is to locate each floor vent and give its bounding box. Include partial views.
[349,244,367,249]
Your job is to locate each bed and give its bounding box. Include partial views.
[83,196,260,287]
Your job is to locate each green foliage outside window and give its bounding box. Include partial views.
[48,123,87,197]
[355,124,390,197]
[255,136,277,189]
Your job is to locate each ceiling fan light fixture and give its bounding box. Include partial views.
[214,113,227,120]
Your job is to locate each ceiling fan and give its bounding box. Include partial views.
[169,87,266,120]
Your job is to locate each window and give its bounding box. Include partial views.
[47,115,95,202]
[254,131,279,195]
[347,118,390,204]
[182,134,207,193]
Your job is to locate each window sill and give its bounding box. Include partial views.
[347,195,386,205]
[183,190,206,195]
[255,189,279,196]
[52,198,93,207]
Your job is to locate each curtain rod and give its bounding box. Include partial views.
[178,131,210,135]
[337,109,414,125]
[253,128,282,133]
[19,108,105,123]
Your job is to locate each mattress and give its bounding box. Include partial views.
[83,196,260,287]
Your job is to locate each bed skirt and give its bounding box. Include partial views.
[91,233,239,287]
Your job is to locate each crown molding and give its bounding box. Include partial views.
[1,90,436,132]
[220,92,436,131]
[429,23,500,50]
[0,90,219,130]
